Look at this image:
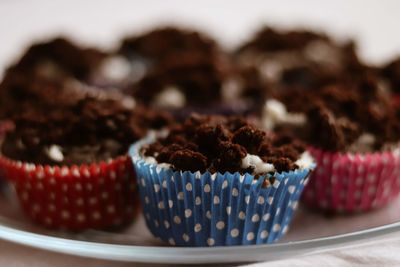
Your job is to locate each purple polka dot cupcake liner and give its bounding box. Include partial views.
[129,138,315,247]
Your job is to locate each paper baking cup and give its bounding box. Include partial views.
[302,147,400,213]
[129,138,314,247]
[0,155,139,230]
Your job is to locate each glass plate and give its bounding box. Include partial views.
[1,182,400,264]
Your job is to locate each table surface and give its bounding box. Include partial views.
[1,0,400,266]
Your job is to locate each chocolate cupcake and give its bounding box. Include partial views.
[235,26,368,93]
[260,74,400,213]
[129,114,315,246]
[118,27,269,118]
[2,36,136,95]
[0,93,172,230]
[5,37,106,82]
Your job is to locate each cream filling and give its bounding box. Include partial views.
[67,80,136,110]
[304,40,341,68]
[241,154,275,174]
[294,151,314,169]
[241,151,314,175]
[348,133,400,154]
[143,145,314,175]
[262,99,307,130]
[144,156,172,169]
[221,78,243,102]
[154,86,186,108]
[347,133,376,154]
[99,56,132,82]
[45,145,64,162]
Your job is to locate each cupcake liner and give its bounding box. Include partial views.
[0,155,139,230]
[302,147,400,213]
[129,138,314,247]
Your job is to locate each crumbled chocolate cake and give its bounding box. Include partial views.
[0,71,82,120]
[126,51,269,116]
[237,27,331,53]
[6,37,106,81]
[118,27,269,114]
[142,114,307,174]
[271,73,400,151]
[381,57,400,93]
[130,51,228,104]
[118,27,218,63]
[0,98,173,165]
[236,26,370,94]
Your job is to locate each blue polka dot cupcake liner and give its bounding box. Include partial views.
[129,138,314,247]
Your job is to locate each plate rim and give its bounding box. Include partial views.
[0,217,398,264]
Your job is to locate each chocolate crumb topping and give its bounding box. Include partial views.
[6,37,105,81]
[118,27,218,63]
[1,98,172,165]
[142,114,306,174]
[272,73,400,151]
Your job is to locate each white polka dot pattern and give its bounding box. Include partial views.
[131,138,313,246]
[303,147,400,213]
[0,155,138,231]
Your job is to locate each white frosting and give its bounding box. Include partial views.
[262,99,307,130]
[348,133,400,154]
[241,154,275,174]
[241,151,314,175]
[221,78,243,102]
[154,86,186,108]
[144,156,157,165]
[144,156,172,169]
[129,60,147,82]
[46,145,64,162]
[295,151,314,170]
[348,133,376,153]
[67,80,136,110]
[260,60,283,81]
[100,56,132,82]
[304,40,341,67]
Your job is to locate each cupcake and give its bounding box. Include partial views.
[260,74,400,213]
[5,37,106,83]
[118,27,269,118]
[0,92,172,230]
[235,26,368,92]
[130,114,315,246]
[2,36,137,94]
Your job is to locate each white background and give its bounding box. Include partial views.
[0,0,400,76]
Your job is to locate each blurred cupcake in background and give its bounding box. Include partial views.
[4,37,107,85]
[260,74,400,213]
[118,27,270,118]
[130,114,315,246]
[235,26,371,93]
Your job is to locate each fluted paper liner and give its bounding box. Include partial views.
[0,155,139,230]
[129,138,315,247]
[302,147,400,213]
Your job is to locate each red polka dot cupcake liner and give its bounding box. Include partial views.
[302,147,400,213]
[0,155,139,231]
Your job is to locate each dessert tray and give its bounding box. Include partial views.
[0,181,399,264]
